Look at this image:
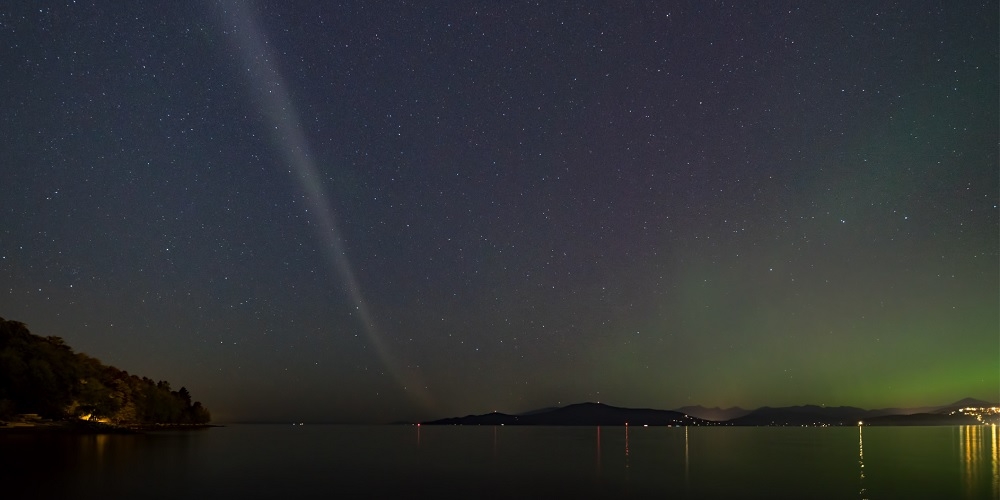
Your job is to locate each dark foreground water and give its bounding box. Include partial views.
[2,424,997,499]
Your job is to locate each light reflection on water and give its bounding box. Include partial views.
[994,425,1000,495]
[858,424,866,500]
[959,424,999,499]
[624,423,630,468]
[2,424,998,499]
[595,426,601,473]
[684,426,690,491]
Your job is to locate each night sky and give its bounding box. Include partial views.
[2,1,997,423]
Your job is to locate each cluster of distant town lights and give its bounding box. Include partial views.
[948,406,1000,424]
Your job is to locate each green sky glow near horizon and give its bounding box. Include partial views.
[1,1,996,422]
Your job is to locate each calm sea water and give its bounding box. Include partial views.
[2,424,997,499]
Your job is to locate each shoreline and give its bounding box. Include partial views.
[0,421,222,434]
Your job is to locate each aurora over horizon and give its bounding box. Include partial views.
[1,1,996,423]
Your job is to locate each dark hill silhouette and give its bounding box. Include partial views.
[0,317,211,426]
[425,398,999,427]
[429,411,518,426]
[425,402,708,426]
[516,406,561,416]
[932,398,996,414]
[725,398,999,426]
[675,405,749,421]
[865,404,940,417]
[863,412,981,426]
[729,405,871,426]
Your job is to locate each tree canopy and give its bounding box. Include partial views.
[0,317,210,425]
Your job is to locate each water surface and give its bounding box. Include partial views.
[2,424,997,499]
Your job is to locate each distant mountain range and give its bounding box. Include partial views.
[730,398,998,426]
[674,405,750,421]
[425,402,707,426]
[422,398,999,427]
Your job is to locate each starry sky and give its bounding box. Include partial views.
[2,1,997,423]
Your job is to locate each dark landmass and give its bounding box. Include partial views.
[0,317,211,430]
[930,398,995,414]
[732,398,1000,426]
[729,405,872,426]
[516,406,563,416]
[864,405,941,417]
[425,402,709,426]
[430,411,520,426]
[675,405,750,421]
[863,413,982,426]
[424,398,999,427]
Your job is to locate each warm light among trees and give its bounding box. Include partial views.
[0,317,210,425]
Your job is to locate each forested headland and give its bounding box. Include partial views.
[0,317,210,426]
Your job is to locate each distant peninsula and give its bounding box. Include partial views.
[426,402,708,426]
[423,398,999,427]
[0,317,211,430]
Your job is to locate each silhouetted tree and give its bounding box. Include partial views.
[0,317,211,425]
[189,402,211,424]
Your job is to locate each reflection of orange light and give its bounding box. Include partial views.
[960,425,986,497]
[596,426,602,473]
[624,422,631,469]
[93,433,109,461]
[991,425,998,496]
[858,424,866,499]
[961,425,979,492]
[684,426,690,487]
